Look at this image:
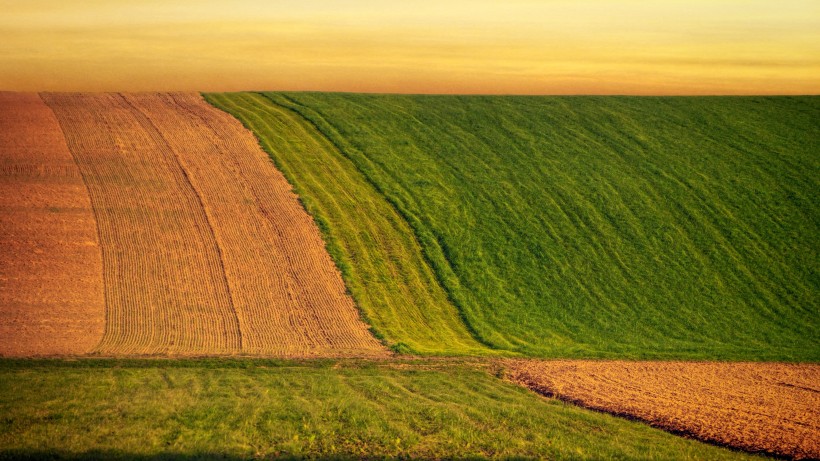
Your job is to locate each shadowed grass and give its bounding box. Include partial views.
[0,359,762,460]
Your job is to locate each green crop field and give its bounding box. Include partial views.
[210,93,819,361]
[0,359,760,460]
[204,92,490,356]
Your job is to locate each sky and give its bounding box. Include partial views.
[0,0,818,94]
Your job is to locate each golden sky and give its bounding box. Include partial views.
[1,0,818,94]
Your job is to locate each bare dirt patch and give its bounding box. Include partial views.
[41,92,385,357]
[506,359,820,459]
[0,93,105,355]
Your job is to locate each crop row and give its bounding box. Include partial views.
[40,93,383,356]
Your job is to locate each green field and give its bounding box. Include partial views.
[209,93,819,361]
[3,94,815,460]
[0,359,760,460]
[204,92,490,355]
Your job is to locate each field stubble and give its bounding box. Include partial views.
[40,92,384,357]
[204,92,488,355]
[506,359,820,459]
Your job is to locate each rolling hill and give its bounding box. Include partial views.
[210,92,819,361]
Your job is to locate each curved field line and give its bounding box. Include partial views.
[42,92,385,357]
[0,92,105,356]
[205,92,491,355]
[117,94,245,352]
[130,92,385,356]
[506,359,820,459]
[43,92,242,355]
[272,93,819,361]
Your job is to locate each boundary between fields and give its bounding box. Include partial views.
[261,92,499,353]
[39,92,110,354]
[507,367,794,460]
[200,92,392,353]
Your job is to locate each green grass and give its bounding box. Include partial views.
[232,93,817,362]
[204,92,490,355]
[0,359,762,460]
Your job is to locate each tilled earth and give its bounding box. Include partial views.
[0,92,105,355]
[506,359,820,459]
[1,92,386,357]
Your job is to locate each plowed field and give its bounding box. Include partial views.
[33,92,384,357]
[0,93,105,356]
[205,92,490,355]
[506,360,820,459]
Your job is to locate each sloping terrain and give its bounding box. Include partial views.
[506,360,820,459]
[205,92,489,355]
[0,359,759,460]
[203,93,819,457]
[0,93,105,356]
[237,93,819,361]
[31,92,384,357]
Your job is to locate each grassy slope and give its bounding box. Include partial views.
[267,94,819,361]
[0,359,760,460]
[204,92,490,355]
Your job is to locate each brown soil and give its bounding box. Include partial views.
[0,93,105,356]
[506,359,820,459]
[39,92,386,357]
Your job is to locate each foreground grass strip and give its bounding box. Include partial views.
[43,92,384,357]
[506,360,820,459]
[0,93,104,356]
[0,360,761,460]
[274,94,819,361]
[204,92,490,355]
